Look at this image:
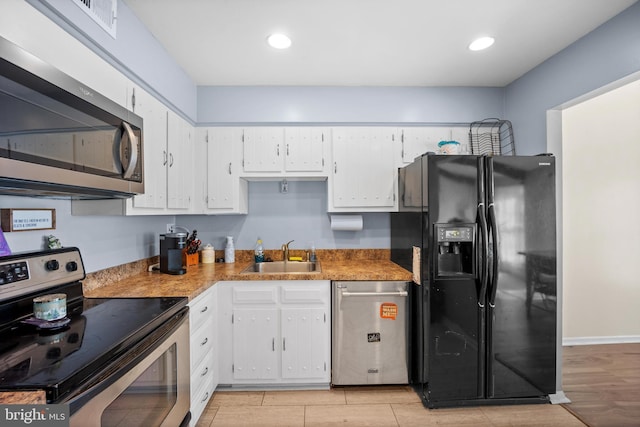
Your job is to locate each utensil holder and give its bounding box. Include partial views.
[183,250,199,267]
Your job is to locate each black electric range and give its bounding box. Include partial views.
[0,247,188,404]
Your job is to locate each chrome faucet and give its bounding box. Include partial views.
[281,240,294,261]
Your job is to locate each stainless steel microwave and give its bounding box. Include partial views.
[0,36,143,199]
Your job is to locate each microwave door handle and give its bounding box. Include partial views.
[120,121,139,179]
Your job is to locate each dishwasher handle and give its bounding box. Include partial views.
[341,291,408,297]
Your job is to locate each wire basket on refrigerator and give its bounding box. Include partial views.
[469,118,516,155]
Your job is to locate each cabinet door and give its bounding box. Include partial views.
[205,128,248,213]
[232,308,279,380]
[132,89,167,209]
[243,127,284,173]
[167,111,193,210]
[401,127,470,163]
[281,307,328,379]
[331,127,396,209]
[284,128,325,172]
[401,127,451,163]
[450,126,471,154]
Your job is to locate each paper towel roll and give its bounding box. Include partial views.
[330,215,363,231]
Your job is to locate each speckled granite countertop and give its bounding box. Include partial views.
[84,249,412,301]
[0,390,46,404]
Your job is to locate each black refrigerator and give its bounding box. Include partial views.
[391,153,557,408]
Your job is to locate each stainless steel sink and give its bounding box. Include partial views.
[241,261,321,274]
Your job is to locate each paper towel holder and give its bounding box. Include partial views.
[330,214,363,231]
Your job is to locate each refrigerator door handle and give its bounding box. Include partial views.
[477,202,489,307]
[488,202,499,307]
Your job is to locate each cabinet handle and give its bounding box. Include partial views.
[163,150,167,166]
[283,338,286,351]
[169,153,174,167]
[200,306,208,313]
[277,144,280,156]
[201,337,208,346]
[201,366,209,377]
[334,162,337,173]
[201,392,209,403]
[286,144,290,156]
[272,338,275,351]
[228,162,232,175]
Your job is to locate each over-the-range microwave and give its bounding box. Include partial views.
[0,36,143,199]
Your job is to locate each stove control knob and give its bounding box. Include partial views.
[45,260,60,271]
[66,261,78,272]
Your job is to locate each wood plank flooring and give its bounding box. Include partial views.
[196,343,640,426]
[561,343,640,427]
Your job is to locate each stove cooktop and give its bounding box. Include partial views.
[0,248,188,403]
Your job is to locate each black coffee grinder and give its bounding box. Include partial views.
[159,232,187,275]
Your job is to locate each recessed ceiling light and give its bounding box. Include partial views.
[469,36,495,51]
[267,33,292,49]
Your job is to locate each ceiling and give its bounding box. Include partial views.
[124,0,637,87]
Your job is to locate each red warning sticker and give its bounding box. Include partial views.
[380,302,398,320]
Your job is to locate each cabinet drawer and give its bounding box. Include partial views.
[191,356,214,396]
[191,323,214,369]
[190,293,213,332]
[232,286,277,304]
[190,373,215,426]
[281,285,326,304]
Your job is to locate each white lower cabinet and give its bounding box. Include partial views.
[188,287,218,427]
[217,281,331,387]
[232,307,279,380]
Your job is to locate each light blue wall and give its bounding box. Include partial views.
[177,181,390,253]
[198,86,504,124]
[0,196,171,273]
[505,1,640,154]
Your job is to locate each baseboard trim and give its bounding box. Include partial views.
[563,335,640,346]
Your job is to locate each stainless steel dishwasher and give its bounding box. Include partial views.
[332,281,409,385]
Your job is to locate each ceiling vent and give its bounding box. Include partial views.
[72,0,117,38]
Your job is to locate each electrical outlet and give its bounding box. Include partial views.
[166,223,175,233]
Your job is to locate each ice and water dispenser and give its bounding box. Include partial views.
[434,224,476,278]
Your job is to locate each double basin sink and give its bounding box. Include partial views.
[241,261,321,274]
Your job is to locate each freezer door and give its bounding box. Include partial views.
[424,155,483,404]
[487,156,556,398]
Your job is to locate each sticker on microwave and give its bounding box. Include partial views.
[380,302,398,320]
[367,333,381,343]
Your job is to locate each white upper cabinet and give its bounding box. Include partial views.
[166,110,194,210]
[125,96,194,213]
[284,127,326,173]
[241,127,328,177]
[400,126,470,164]
[243,127,283,173]
[329,127,398,212]
[130,86,168,210]
[197,127,248,214]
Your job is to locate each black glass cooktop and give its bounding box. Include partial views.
[0,288,187,402]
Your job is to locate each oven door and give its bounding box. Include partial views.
[67,309,190,427]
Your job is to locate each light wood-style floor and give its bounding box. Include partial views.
[561,343,640,427]
[196,343,640,426]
